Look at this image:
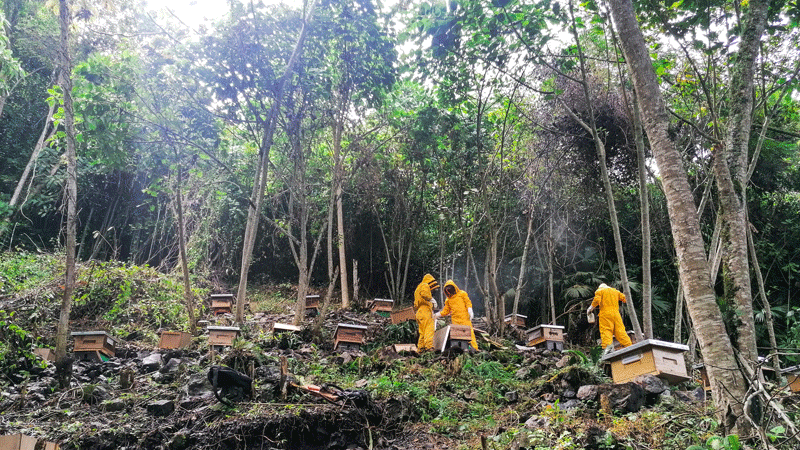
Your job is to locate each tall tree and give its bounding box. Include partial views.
[607,0,750,434]
[54,0,77,387]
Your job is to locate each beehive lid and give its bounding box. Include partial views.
[335,323,368,332]
[207,326,241,332]
[71,331,118,344]
[273,323,302,332]
[781,365,800,375]
[526,324,564,331]
[210,293,234,299]
[600,339,689,362]
[505,314,528,319]
[306,294,321,299]
[371,298,393,305]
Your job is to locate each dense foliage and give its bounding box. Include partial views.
[0,0,798,369]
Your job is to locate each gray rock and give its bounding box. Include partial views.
[560,399,581,409]
[161,358,182,373]
[524,415,551,429]
[141,353,163,373]
[563,389,576,399]
[633,374,668,394]
[556,355,571,368]
[577,384,598,400]
[147,399,174,417]
[185,373,212,396]
[100,399,127,412]
[515,367,530,379]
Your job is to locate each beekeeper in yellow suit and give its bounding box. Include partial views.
[587,283,632,353]
[414,274,439,350]
[434,280,478,350]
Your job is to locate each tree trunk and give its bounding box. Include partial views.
[714,0,769,364]
[748,223,780,374]
[9,101,56,208]
[55,0,77,388]
[334,103,350,309]
[512,214,533,322]
[566,1,642,338]
[633,95,653,338]
[173,154,196,335]
[608,0,749,434]
[235,1,316,323]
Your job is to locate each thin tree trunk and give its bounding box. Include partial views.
[608,0,749,434]
[715,0,768,364]
[748,223,780,374]
[77,207,94,260]
[566,0,642,339]
[9,101,56,208]
[173,154,196,335]
[334,118,350,309]
[633,95,652,338]
[512,214,534,323]
[55,0,77,388]
[547,215,556,324]
[352,260,359,306]
[235,1,316,323]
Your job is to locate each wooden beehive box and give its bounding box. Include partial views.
[33,347,55,362]
[504,314,527,328]
[210,293,234,315]
[393,343,419,353]
[433,324,472,352]
[158,331,192,350]
[71,331,118,362]
[305,295,320,313]
[0,434,59,450]
[600,339,690,385]
[781,366,800,393]
[369,298,394,314]
[334,323,367,351]
[273,323,302,334]
[208,326,240,349]
[525,324,565,351]
[391,306,416,324]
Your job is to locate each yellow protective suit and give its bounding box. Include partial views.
[439,280,478,350]
[414,274,439,350]
[592,283,632,349]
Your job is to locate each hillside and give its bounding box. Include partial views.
[0,254,790,450]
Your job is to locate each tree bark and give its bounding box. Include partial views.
[55,0,77,388]
[173,152,196,335]
[608,0,749,434]
[235,1,316,323]
[9,101,56,208]
[633,95,652,339]
[714,0,769,364]
[512,214,533,323]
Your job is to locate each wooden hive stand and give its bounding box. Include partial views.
[390,305,416,325]
[158,331,192,350]
[0,434,59,450]
[368,298,394,315]
[600,339,690,385]
[693,363,712,392]
[781,365,800,393]
[433,324,473,352]
[71,331,118,362]
[334,323,367,351]
[525,324,565,351]
[504,313,527,328]
[305,295,320,315]
[210,293,234,315]
[207,326,240,352]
